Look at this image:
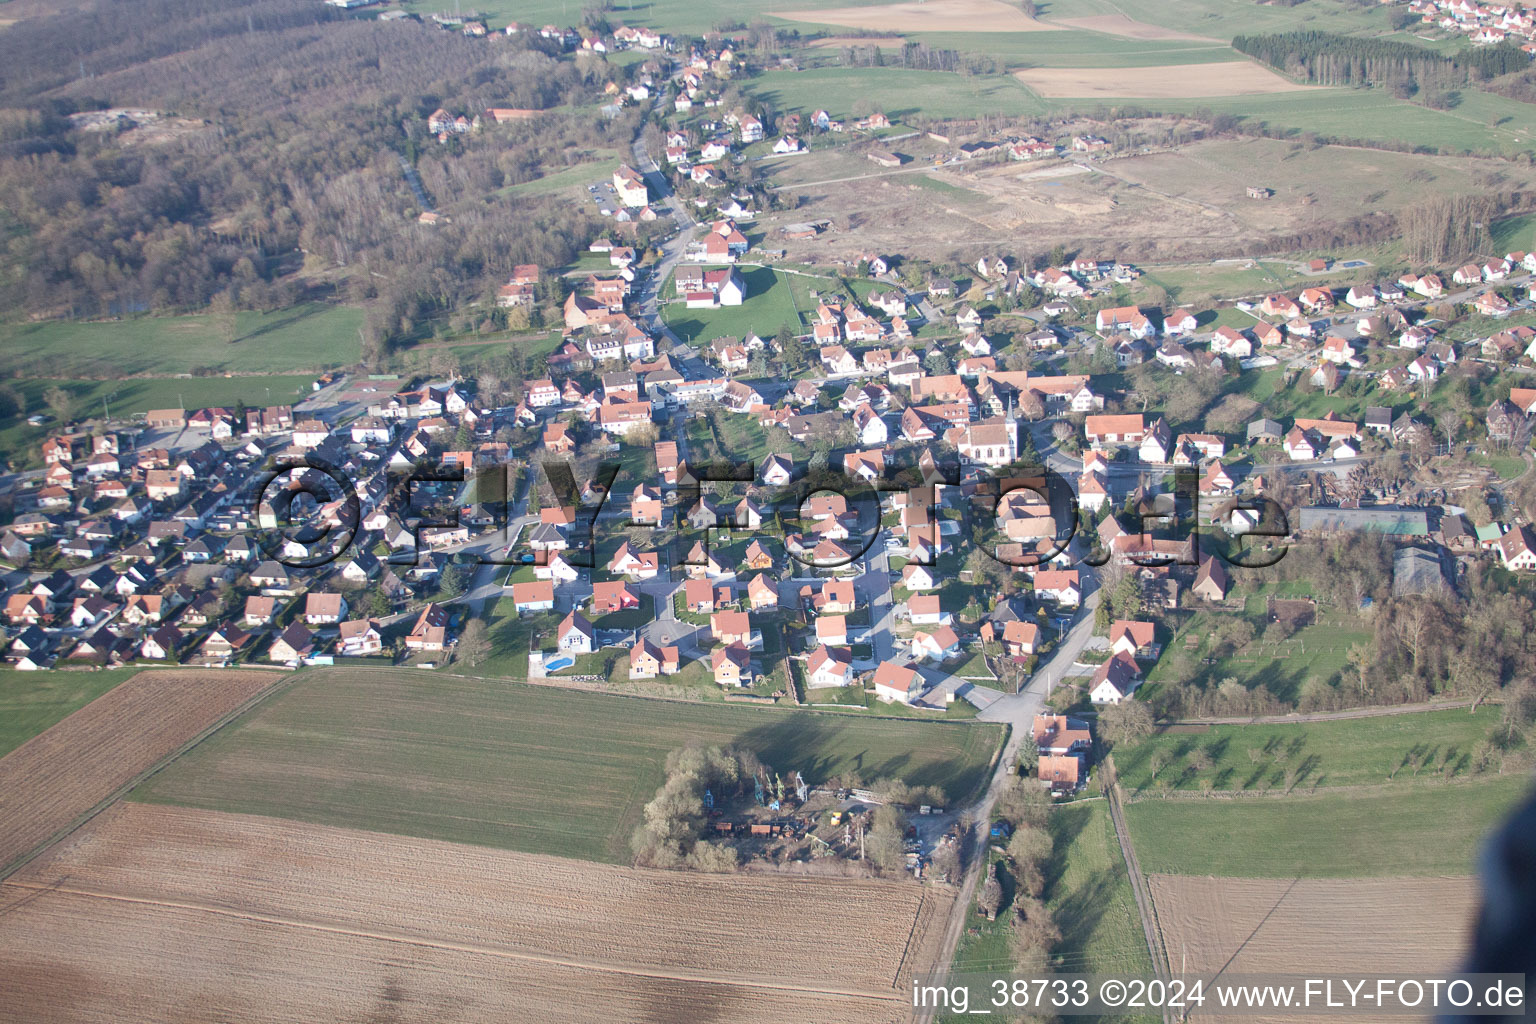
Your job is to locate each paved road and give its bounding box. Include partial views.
[630,70,700,343]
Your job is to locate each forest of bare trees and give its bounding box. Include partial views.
[0,0,628,347]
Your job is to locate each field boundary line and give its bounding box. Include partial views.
[0,669,300,883]
[1169,697,1486,726]
[437,669,1010,739]
[0,880,910,1004]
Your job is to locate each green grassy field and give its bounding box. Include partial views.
[498,157,624,198]
[798,28,1233,68]
[944,801,1156,1023]
[1043,801,1159,977]
[0,303,362,378]
[1493,212,1536,255]
[1114,707,1507,795]
[1145,585,1372,704]
[1046,88,1536,158]
[1040,0,1398,39]
[1124,774,1530,877]
[662,265,803,343]
[0,374,316,465]
[132,668,1003,863]
[0,668,139,757]
[748,67,1049,122]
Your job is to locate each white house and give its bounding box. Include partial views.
[1089,652,1141,705]
[806,646,853,688]
[910,626,961,662]
[557,610,595,653]
[872,661,923,703]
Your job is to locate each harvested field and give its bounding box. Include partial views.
[1050,14,1218,41]
[1014,62,1315,98]
[807,35,908,48]
[0,669,279,876]
[1149,874,1477,1021]
[0,803,950,1023]
[772,0,1061,33]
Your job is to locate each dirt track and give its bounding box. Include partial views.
[0,670,279,875]
[0,803,953,1023]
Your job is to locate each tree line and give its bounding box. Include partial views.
[833,42,1001,75]
[1232,31,1531,104]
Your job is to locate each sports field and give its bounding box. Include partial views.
[0,302,361,377]
[1113,706,1506,794]
[1123,774,1529,878]
[132,668,1004,863]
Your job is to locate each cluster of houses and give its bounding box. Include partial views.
[1402,0,1536,49]
[0,374,531,669]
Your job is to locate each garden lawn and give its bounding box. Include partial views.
[661,265,802,344]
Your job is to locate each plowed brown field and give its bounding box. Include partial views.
[0,670,279,875]
[0,803,952,1023]
[1148,874,1478,1021]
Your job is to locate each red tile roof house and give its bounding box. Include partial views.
[1031,569,1081,606]
[511,580,556,614]
[806,645,854,689]
[1033,714,1092,756]
[1037,754,1085,794]
[814,614,848,647]
[999,620,1040,658]
[1089,651,1142,704]
[1498,525,1536,571]
[711,610,752,646]
[747,574,778,610]
[629,638,680,679]
[405,603,450,652]
[338,619,383,656]
[1109,619,1157,659]
[304,592,348,625]
[591,580,640,615]
[712,642,751,686]
[872,660,923,704]
[909,625,961,662]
